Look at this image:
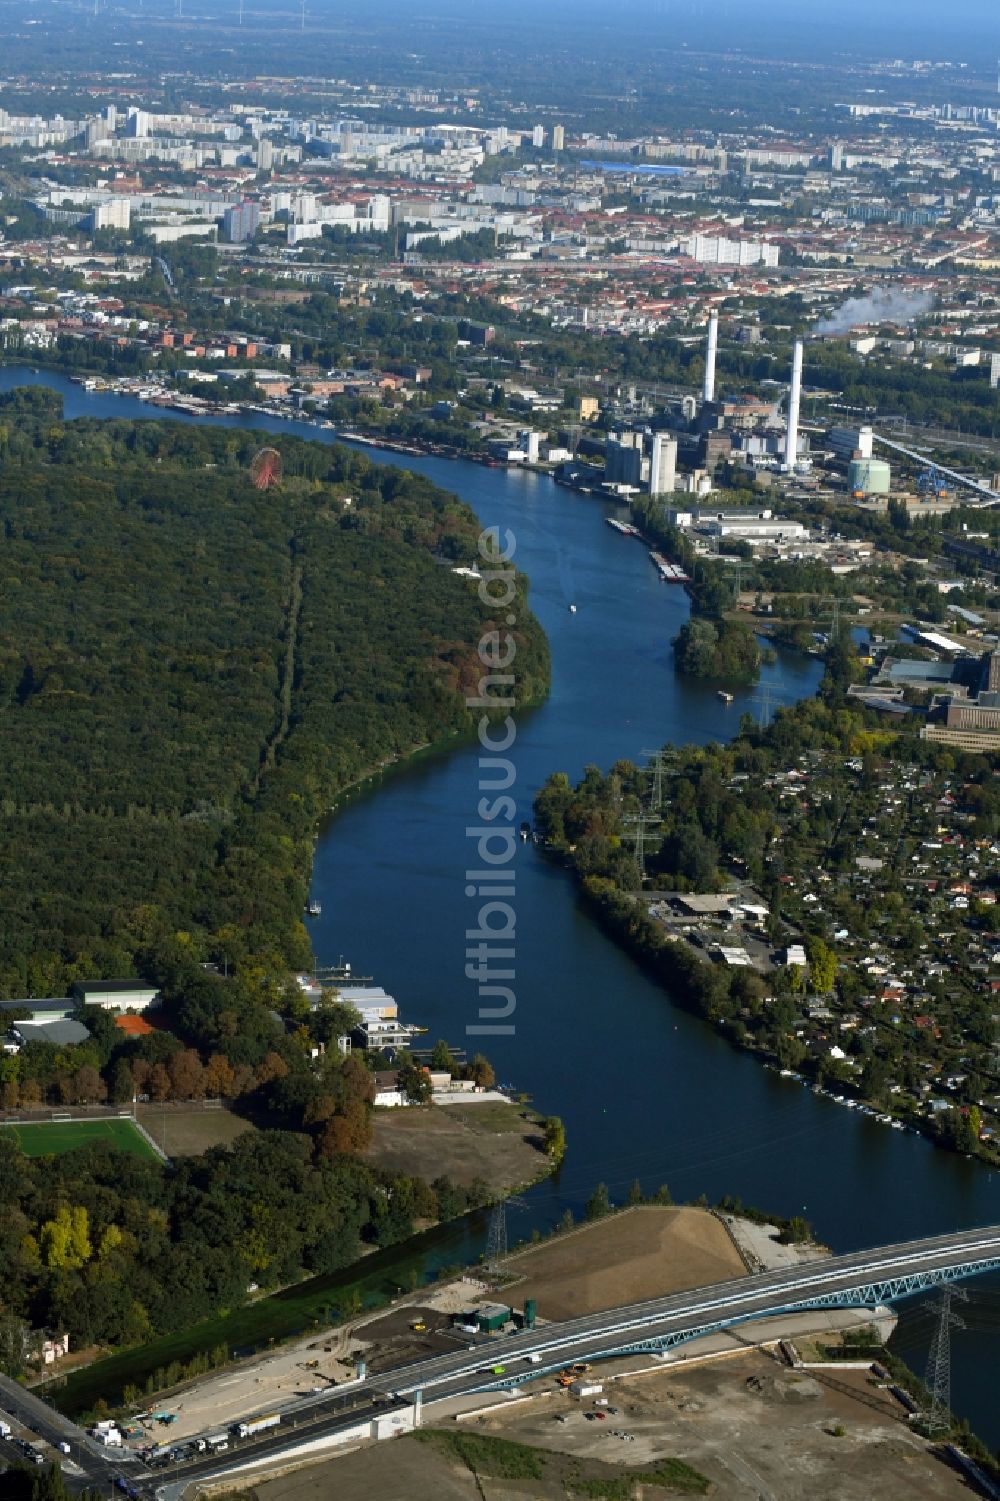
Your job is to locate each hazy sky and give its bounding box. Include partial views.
[366,1,998,61]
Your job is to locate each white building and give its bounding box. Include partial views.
[649,432,677,495]
[701,513,808,542]
[90,197,131,232]
[73,981,160,1012]
[682,234,780,268]
[829,424,874,460]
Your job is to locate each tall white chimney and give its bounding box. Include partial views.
[784,339,803,472]
[703,313,718,404]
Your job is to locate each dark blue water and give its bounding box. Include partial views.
[4,365,998,1446]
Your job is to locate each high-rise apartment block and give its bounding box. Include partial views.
[222,199,260,243]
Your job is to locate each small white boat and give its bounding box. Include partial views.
[306,900,322,917]
[569,604,577,614]
[717,690,734,704]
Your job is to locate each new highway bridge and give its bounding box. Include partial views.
[7,1225,1000,1497]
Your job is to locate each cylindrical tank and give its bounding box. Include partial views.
[524,1298,537,1328]
[847,457,891,496]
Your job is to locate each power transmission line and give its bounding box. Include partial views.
[484,1198,507,1281]
[484,1193,527,1285]
[641,748,670,813]
[924,1283,966,1436]
[624,813,658,880]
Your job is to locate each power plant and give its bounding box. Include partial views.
[783,339,803,473]
[703,313,718,404]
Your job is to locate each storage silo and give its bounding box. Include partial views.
[847,457,891,496]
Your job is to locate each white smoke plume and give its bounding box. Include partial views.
[814,288,934,336]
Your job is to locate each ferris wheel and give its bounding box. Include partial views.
[250,447,283,490]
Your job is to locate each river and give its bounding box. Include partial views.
[3,365,998,1444]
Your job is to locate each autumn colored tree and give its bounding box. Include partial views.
[203,1053,236,1098]
[315,1098,372,1157]
[168,1049,205,1100]
[72,1066,107,1105]
[466,1053,495,1089]
[255,1051,289,1088]
[147,1063,172,1102]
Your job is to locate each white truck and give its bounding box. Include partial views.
[0,1420,11,1440]
[90,1421,124,1447]
[232,1413,280,1440]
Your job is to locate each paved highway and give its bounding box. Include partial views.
[0,1370,133,1491]
[11,1225,997,1497]
[383,1225,1000,1399]
[143,1224,1000,1497]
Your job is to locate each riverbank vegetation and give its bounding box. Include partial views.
[534,642,1000,1163]
[0,387,552,1376]
[672,616,762,685]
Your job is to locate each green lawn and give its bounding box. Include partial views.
[2,1117,161,1162]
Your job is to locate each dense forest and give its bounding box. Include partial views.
[0,385,550,1369]
[0,386,548,1001]
[0,1128,487,1379]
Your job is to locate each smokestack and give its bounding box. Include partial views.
[703,313,718,404]
[784,339,803,472]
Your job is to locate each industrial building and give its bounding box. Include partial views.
[848,457,892,496]
[649,432,677,495]
[667,507,808,543]
[603,429,678,495]
[604,431,644,488]
[829,425,875,461]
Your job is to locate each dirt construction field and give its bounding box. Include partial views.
[504,1207,749,1320]
[362,1101,548,1192]
[247,1353,975,1501]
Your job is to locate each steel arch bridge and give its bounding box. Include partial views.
[473,1251,1000,1394]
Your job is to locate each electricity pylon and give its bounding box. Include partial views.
[624,813,658,881]
[484,1193,527,1284]
[924,1283,966,1436]
[641,748,670,813]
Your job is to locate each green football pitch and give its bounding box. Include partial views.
[2,1117,160,1161]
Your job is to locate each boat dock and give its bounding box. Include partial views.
[649,551,689,582]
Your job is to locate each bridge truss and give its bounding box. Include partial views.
[471,1252,1000,1394]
